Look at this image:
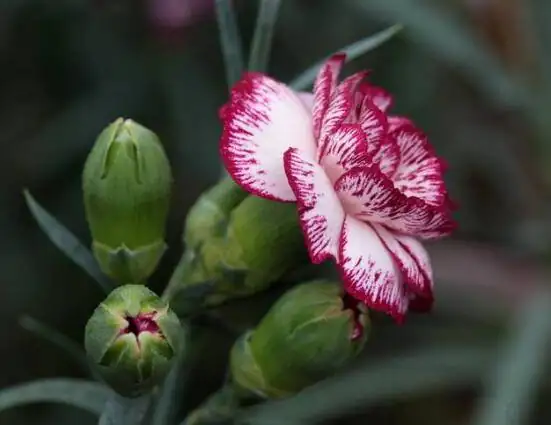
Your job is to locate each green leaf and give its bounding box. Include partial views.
[98,393,151,425]
[0,378,110,415]
[19,315,100,380]
[23,190,115,294]
[289,24,403,91]
[471,290,551,425]
[241,345,495,425]
[248,0,283,72]
[215,0,245,89]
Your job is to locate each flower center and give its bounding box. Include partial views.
[123,313,160,336]
[342,294,365,341]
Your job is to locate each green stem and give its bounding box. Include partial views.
[98,393,151,425]
[162,249,195,302]
[180,384,241,425]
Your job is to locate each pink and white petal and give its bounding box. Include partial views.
[284,147,345,263]
[415,207,457,239]
[335,166,406,221]
[318,72,367,159]
[312,53,346,140]
[319,124,370,183]
[358,97,388,157]
[372,133,400,177]
[360,83,393,112]
[388,115,413,132]
[334,168,447,237]
[391,126,447,207]
[297,92,314,112]
[220,72,316,201]
[338,216,408,322]
[371,224,432,298]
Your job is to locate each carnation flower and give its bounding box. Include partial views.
[219,53,456,321]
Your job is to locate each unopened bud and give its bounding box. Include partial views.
[84,284,183,397]
[229,281,369,399]
[82,118,172,283]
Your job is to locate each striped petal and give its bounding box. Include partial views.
[334,167,453,238]
[372,224,433,298]
[372,133,400,177]
[360,83,393,112]
[318,72,366,159]
[284,147,344,263]
[358,97,388,157]
[319,124,370,183]
[391,126,447,207]
[338,216,408,321]
[312,54,346,140]
[220,72,316,201]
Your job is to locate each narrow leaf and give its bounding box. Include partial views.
[0,379,110,415]
[248,0,283,72]
[215,0,245,89]
[241,345,494,425]
[471,290,551,425]
[290,24,403,91]
[23,190,115,294]
[99,393,151,425]
[19,315,100,380]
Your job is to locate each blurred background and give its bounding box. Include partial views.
[3,0,551,424]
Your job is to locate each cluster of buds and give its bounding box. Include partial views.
[82,119,183,397]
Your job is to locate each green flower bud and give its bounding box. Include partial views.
[83,118,172,283]
[184,177,247,249]
[84,284,183,397]
[165,179,310,311]
[229,281,369,399]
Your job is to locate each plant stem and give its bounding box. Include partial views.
[98,393,151,425]
[180,384,241,425]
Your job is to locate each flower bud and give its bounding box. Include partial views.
[82,118,172,283]
[229,281,369,399]
[184,177,247,249]
[84,284,183,397]
[166,181,309,311]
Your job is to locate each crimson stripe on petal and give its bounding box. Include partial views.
[388,115,413,132]
[220,72,316,201]
[358,97,388,157]
[318,72,366,159]
[372,133,400,177]
[284,147,345,263]
[391,126,447,207]
[371,224,432,298]
[312,54,346,140]
[360,83,394,112]
[319,124,370,183]
[337,216,408,322]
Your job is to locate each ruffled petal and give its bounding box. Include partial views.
[388,115,413,132]
[220,72,316,201]
[337,216,408,321]
[312,54,346,140]
[319,124,370,183]
[334,166,454,238]
[284,147,345,263]
[391,125,447,207]
[372,224,433,298]
[372,133,400,177]
[358,97,388,157]
[318,72,366,159]
[360,83,393,112]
